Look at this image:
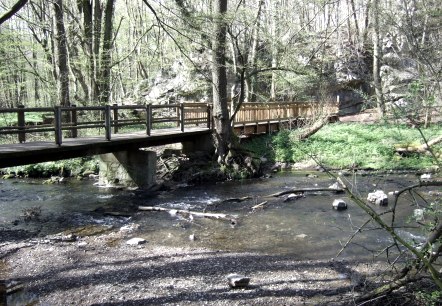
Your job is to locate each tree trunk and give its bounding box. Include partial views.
[248,0,264,102]
[269,0,277,101]
[212,0,231,164]
[372,0,384,116]
[91,0,103,104]
[81,0,93,103]
[53,0,70,107]
[97,0,115,104]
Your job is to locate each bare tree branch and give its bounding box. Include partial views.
[0,0,28,26]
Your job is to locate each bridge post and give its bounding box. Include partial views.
[71,104,78,138]
[104,105,111,140]
[146,104,151,136]
[113,104,119,134]
[54,106,62,145]
[180,102,185,132]
[17,104,25,143]
[99,149,157,189]
[206,104,211,129]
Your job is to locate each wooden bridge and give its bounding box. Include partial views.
[0,102,337,169]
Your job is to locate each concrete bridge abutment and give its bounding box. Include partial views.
[99,150,156,189]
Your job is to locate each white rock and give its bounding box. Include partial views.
[332,199,347,210]
[119,223,139,233]
[367,190,388,206]
[329,182,341,189]
[126,238,146,245]
[285,193,299,201]
[421,173,432,180]
[413,209,424,221]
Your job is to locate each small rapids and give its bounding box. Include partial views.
[0,171,432,260]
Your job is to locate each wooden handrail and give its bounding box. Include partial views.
[0,101,337,145]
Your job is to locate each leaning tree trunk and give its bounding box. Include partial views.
[53,0,70,107]
[212,0,232,164]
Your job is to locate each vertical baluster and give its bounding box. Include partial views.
[113,103,119,134]
[206,104,211,129]
[71,104,78,138]
[17,105,25,143]
[180,102,185,132]
[146,104,151,136]
[54,106,62,145]
[104,105,111,140]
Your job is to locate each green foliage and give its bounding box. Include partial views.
[2,157,98,178]
[241,134,275,160]
[416,290,442,306]
[244,123,441,170]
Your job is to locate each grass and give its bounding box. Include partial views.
[1,157,99,178]
[242,122,442,170]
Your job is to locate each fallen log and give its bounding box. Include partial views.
[138,206,237,225]
[299,116,330,140]
[395,134,442,154]
[265,187,344,198]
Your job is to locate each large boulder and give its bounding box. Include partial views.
[135,52,211,105]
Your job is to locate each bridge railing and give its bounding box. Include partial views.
[0,101,336,145]
[0,103,211,145]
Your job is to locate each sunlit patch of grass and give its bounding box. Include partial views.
[244,122,441,170]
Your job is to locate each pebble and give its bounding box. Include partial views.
[126,238,146,245]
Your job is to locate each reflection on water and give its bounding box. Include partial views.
[0,171,433,260]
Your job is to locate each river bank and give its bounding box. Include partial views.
[1,171,440,305]
[0,213,422,306]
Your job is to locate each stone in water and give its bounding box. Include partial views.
[126,238,146,245]
[367,190,388,206]
[227,274,250,289]
[332,199,347,210]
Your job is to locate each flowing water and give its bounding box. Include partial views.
[0,171,434,261]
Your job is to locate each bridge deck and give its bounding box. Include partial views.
[0,127,211,168]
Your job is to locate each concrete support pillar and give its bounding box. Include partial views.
[181,133,214,155]
[99,150,156,189]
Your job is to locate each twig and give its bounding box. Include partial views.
[265,187,343,198]
[222,196,252,203]
[251,201,268,210]
[138,206,238,225]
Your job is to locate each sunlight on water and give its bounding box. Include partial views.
[0,171,431,260]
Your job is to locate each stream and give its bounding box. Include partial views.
[0,171,433,261]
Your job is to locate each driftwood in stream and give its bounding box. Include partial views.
[222,196,252,203]
[265,187,343,198]
[251,201,268,210]
[138,206,237,225]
